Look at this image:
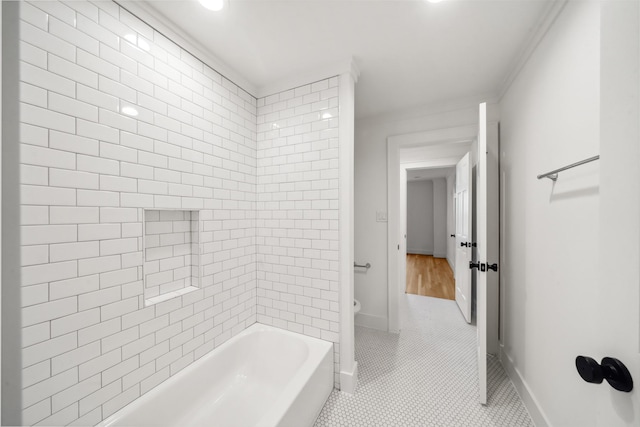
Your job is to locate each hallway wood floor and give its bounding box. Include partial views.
[406,254,455,300]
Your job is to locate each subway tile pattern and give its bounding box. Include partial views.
[255,79,342,386]
[143,209,200,301]
[314,295,534,427]
[19,1,257,424]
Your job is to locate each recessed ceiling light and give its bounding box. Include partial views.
[322,112,333,119]
[426,0,446,3]
[199,0,225,11]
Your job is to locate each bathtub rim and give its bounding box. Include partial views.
[98,322,334,427]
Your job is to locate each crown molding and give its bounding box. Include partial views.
[388,124,478,148]
[116,2,360,100]
[357,92,499,126]
[255,57,360,98]
[115,0,258,97]
[497,0,568,100]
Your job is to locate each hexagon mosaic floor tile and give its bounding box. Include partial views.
[314,295,534,427]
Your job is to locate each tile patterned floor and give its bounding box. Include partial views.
[315,295,534,427]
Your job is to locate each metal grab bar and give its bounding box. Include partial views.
[354,262,371,269]
[537,155,599,181]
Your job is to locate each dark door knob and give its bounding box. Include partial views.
[469,261,480,270]
[576,356,604,384]
[450,234,455,237]
[576,356,633,392]
[460,242,470,247]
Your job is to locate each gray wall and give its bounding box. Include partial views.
[406,180,433,254]
[406,178,448,257]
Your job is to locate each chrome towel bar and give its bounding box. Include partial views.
[354,262,371,269]
[537,155,599,181]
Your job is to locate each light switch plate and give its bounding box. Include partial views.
[376,211,387,222]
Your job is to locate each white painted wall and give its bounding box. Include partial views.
[406,180,433,255]
[432,178,447,258]
[499,1,601,426]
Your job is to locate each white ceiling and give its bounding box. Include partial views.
[132,0,553,119]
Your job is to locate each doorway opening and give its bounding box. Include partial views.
[405,167,456,301]
[387,108,500,406]
[386,124,476,333]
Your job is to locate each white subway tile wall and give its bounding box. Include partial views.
[19,0,257,424]
[256,78,341,386]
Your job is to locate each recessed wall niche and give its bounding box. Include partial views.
[143,209,201,305]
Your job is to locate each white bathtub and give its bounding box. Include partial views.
[99,324,334,427]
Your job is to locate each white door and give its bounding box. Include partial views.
[476,103,499,405]
[454,152,472,323]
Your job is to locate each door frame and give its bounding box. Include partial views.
[387,124,477,332]
[401,163,454,298]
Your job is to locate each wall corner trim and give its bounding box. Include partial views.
[500,345,552,427]
[338,69,357,391]
[339,361,359,394]
[2,1,22,424]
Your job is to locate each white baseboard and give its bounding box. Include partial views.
[500,345,551,427]
[339,361,358,394]
[354,312,387,331]
[433,253,447,258]
[407,249,433,255]
[447,257,454,271]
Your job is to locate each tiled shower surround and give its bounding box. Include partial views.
[18,1,342,425]
[256,80,341,385]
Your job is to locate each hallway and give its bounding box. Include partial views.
[315,295,533,426]
[406,254,455,300]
